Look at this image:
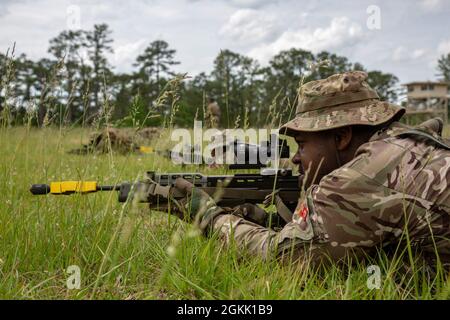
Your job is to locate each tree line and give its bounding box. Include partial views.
[1,23,449,128]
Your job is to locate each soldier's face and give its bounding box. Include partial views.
[291,131,339,189]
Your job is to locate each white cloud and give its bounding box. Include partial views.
[247,17,364,63]
[437,39,450,55]
[111,39,147,72]
[219,9,279,44]
[225,0,277,8]
[392,46,428,62]
[188,0,276,9]
[412,49,427,59]
[420,0,444,11]
[392,46,406,61]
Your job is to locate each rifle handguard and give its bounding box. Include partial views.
[117,181,171,202]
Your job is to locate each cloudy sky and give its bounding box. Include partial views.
[1,0,449,84]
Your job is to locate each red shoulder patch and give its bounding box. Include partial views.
[294,201,309,219]
[293,201,309,230]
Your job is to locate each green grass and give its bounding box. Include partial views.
[0,125,449,300]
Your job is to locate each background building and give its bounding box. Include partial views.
[404,81,449,125]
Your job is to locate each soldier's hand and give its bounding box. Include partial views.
[144,179,172,212]
[171,178,228,234]
[231,203,268,226]
[171,177,218,222]
[263,189,280,208]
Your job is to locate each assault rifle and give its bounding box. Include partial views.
[30,168,301,209]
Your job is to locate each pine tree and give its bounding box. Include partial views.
[437,53,450,82]
[134,40,180,96]
[84,24,114,120]
[48,30,86,122]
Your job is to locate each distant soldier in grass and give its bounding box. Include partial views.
[155,71,450,271]
[206,97,221,129]
[69,127,160,154]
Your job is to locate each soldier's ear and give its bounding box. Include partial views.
[334,127,353,151]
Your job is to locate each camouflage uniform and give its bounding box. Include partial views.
[69,127,161,154]
[200,71,450,268]
[206,100,221,129]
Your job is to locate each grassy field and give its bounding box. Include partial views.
[0,125,449,300]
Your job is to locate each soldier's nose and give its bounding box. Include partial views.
[291,152,302,166]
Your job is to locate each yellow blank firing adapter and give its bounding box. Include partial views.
[30,181,98,195]
[139,146,154,154]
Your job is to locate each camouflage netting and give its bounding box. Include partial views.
[69,127,162,154]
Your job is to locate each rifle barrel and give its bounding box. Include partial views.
[30,184,50,195]
[97,185,120,191]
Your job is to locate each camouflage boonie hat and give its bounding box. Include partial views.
[279,71,405,135]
